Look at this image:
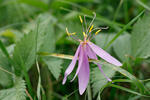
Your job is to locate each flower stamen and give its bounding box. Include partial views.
[95,29,101,35]
[66,27,76,36]
[89,25,94,33]
[79,16,83,24]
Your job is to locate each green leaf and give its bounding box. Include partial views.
[113,34,131,62]
[94,61,147,94]
[91,64,116,97]
[44,57,63,80]
[131,13,150,58]
[35,13,63,80]
[0,40,13,87]
[0,77,26,100]
[95,33,115,52]
[0,40,10,58]
[105,10,144,49]
[13,31,36,75]
[0,51,13,87]
[36,13,56,52]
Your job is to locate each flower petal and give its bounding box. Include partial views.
[71,45,84,82]
[62,44,81,84]
[88,42,122,66]
[78,48,90,95]
[86,45,112,81]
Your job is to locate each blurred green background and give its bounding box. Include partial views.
[0,0,150,100]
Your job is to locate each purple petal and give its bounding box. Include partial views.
[86,45,112,81]
[86,44,97,59]
[88,42,122,66]
[78,48,90,95]
[62,44,81,84]
[71,46,84,82]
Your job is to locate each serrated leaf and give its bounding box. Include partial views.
[13,31,36,75]
[113,34,131,62]
[35,13,63,80]
[131,14,150,58]
[0,77,26,100]
[44,57,63,80]
[91,64,116,97]
[35,13,56,52]
[0,51,13,87]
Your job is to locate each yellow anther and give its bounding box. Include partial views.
[79,16,83,23]
[66,27,76,36]
[95,29,101,35]
[66,27,70,36]
[72,32,76,35]
[83,32,86,36]
[89,25,94,33]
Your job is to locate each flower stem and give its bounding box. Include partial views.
[87,84,92,100]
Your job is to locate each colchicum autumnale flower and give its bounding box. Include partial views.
[62,13,122,95]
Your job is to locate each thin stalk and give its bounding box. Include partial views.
[87,84,92,100]
[113,0,124,22]
[124,0,129,23]
[136,0,150,11]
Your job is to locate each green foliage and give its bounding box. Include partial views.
[13,31,36,75]
[36,13,56,52]
[44,58,63,80]
[0,51,12,87]
[0,0,150,100]
[95,33,115,51]
[91,64,116,97]
[0,77,26,100]
[113,34,131,61]
[131,14,150,58]
[34,13,63,80]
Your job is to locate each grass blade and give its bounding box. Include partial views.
[105,10,145,49]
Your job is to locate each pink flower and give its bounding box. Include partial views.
[62,14,122,95]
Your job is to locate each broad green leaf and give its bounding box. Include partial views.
[0,40,10,58]
[0,40,13,87]
[32,13,56,52]
[145,81,150,90]
[95,33,115,51]
[0,77,26,100]
[0,51,13,87]
[113,34,131,62]
[13,31,36,75]
[37,14,56,53]
[105,10,144,48]
[35,13,63,80]
[91,64,116,97]
[44,57,63,80]
[131,14,150,58]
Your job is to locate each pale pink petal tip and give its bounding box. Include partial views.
[88,42,122,66]
[62,45,81,85]
[71,46,84,82]
[62,75,67,84]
